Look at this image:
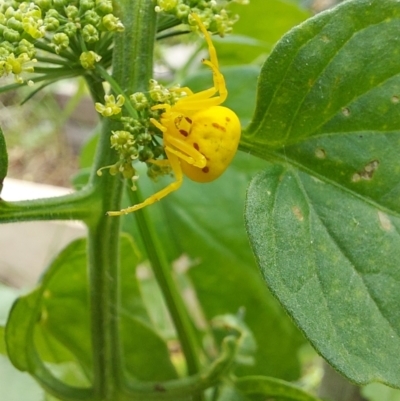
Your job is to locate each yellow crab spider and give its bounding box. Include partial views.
[107,13,241,216]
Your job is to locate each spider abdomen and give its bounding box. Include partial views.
[180,106,241,183]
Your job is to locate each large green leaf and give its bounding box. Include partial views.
[5,235,177,385]
[0,284,20,355]
[0,127,7,195]
[216,0,310,65]
[128,152,305,380]
[363,383,400,401]
[244,0,400,388]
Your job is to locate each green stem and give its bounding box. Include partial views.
[0,187,98,224]
[59,1,202,399]
[113,0,203,388]
[84,1,158,400]
[124,336,237,400]
[128,188,202,376]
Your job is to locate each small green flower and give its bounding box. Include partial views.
[63,21,78,37]
[149,79,171,103]
[102,14,124,32]
[84,10,101,27]
[52,32,69,54]
[80,51,102,69]
[155,0,179,13]
[65,5,79,20]
[82,23,99,43]
[95,0,114,16]
[3,27,20,42]
[95,94,125,117]
[176,4,190,19]
[7,17,23,32]
[35,0,52,11]
[130,92,149,111]
[0,52,36,83]
[16,39,35,58]
[110,130,135,152]
[80,0,96,12]
[20,3,45,39]
[44,16,60,31]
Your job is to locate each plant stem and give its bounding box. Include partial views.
[116,0,203,388]
[129,188,202,377]
[84,1,159,400]
[0,187,98,224]
[86,1,203,399]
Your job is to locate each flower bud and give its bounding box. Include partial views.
[96,0,114,16]
[35,0,52,11]
[82,24,99,43]
[44,16,60,31]
[84,10,101,27]
[52,32,69,54]
[80,0,96,12]
[102,14,124,32]
[130,92,149,111]
[65,5,79,20]
[3,27,20,42]
[80,51,101,69]
[7,17,23,32]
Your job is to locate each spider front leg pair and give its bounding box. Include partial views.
[106,14,241,216]
[107,116,207,216]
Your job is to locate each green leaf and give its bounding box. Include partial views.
[0,127,7,194]
[131,153,305,380]
[0,284,20,355]
[216,0,310,65]
[363,383,400,401]
[6,287,41,371]
[235,376,322,401]
[244,0,400,388]
[5,235,177,383]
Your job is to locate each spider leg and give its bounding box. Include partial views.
[202,59,227,102]
[169,59,227,112]
[191,13,227,101]
[171,93,225,111]
[107,150,183,215]
[164,135,207,168]
[151,103,171,113]
[191,14,220,70]
[150,117,167,132]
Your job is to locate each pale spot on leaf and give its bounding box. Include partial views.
[315,148,326,159]
[378,211,392,231]
[292,206,304,222]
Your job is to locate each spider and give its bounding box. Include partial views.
[107,13,241,216]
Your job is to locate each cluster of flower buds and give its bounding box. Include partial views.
[0,0,124,82]
[155,0,249,37]
[95,79,188,185]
